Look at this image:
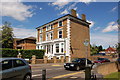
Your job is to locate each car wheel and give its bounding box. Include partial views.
[24,74,31,80]
[76,66,80,71]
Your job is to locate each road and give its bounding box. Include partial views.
[31,64,85,80]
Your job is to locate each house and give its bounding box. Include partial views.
[36,9,91,61]
[105,46,117,55]
[13,37,36,50]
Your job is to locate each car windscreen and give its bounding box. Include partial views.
[98,58,105,61]
[72,59,81,62]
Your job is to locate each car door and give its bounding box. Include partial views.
[12,59,27,79]
[80,59,85,68]
[1,60,14,79]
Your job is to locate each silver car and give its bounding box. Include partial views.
[0,58,32,80]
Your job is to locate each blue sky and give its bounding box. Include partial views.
[1,1,119,48]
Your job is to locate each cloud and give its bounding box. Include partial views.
[0,2,34,21]
[111,6,117,12]
[90,33,118,48]
[94,27,100,31]
[49,0,95,10]
[59,3,78,15]
[102,21,118,32]
[60,9,69,15]
[13,27,36,38]
[87,20,95,28]
[40,7,42,10]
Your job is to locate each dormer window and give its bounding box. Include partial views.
[58,21,63,27]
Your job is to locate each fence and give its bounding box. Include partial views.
[17,54,69,64]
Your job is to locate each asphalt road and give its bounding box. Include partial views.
[31,64,85,80]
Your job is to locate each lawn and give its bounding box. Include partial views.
[104,72,120,80]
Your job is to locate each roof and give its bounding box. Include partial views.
[15,37,36,41]
[0,58,24,62]
[24,37,36,40]
[36,14,91,29]
[106,47,116,51]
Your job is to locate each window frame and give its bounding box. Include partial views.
[58,21,63,27]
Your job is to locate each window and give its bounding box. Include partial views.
[58,30,62,38]
[46,25,51,31]
[40,28,42,33]
[13,59,26,67]
[56,44,59,53]
[58,21,63,27]
[40,34,42,42]
[61,43,64,53]
[50,32,53,40]
[51,24,53,29]
[46,33,49,41]
[2,60,12,70]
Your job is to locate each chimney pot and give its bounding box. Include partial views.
[81,14,86,21]
[71,9,77,17]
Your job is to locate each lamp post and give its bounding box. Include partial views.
[84,39,91,80]
[84,39,89,67]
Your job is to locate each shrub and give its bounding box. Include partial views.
[1,48,45,59]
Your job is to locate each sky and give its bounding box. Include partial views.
[0,0,119,49]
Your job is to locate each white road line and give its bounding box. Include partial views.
[32,68,63,72]
[32,74,42,77]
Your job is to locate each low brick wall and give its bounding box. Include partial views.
[36,59,44,64]
[95,62,118,76]
[89,55,117,62]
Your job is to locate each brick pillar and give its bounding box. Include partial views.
[44,56,47,64]
[17,54,22,58]
[65,56,69,63]
[53,56,57,63]
[31,55,36,64]
[61,56,64,63]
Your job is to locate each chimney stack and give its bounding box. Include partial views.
[81,14,86,21]
[71,9,77,17]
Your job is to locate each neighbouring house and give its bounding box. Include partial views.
[13,37,36,50]
[36,9,91,61]
[105,46,117,56]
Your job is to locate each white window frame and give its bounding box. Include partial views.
[50,32,53,40]
[58,21,63,27]
[58,29,63,38]
[40,28,43,33]
[40,34,43,42]
[61,43,64,53]
[56,43,59,53]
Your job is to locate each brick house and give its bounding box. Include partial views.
[36,9,91,61]
[105,46,117,55]
[13,37,36,50]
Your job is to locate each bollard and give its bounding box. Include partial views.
[85,67,91,80]
[42,69,46,80]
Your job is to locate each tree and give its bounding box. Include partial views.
[98,45,104,52]
[116,43,120,57]
[90,44,99,55]
[1,22,14,48]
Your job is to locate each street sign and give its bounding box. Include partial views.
[84,39,89,46]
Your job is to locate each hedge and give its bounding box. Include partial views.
[1,48,45,59]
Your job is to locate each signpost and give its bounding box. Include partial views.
[84,39,89,67]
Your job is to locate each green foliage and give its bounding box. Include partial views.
[1,22,14,48]
[1,48,45,59]
[90,44,104,55]
[116,43,120,57]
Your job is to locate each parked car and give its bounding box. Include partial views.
[64,58,93,71]
[0,58,32,80]
[94,58,110,63]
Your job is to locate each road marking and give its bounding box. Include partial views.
[32,68,63,72]
[70,76,78,78]
[52,71,84,79]
[32,74,42,77]
[52,65,63,66]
